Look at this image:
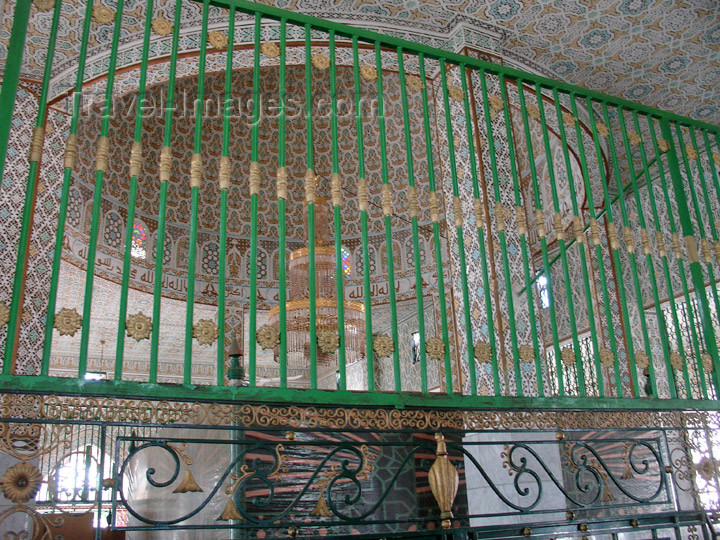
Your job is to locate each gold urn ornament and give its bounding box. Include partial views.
[428,433,459,530]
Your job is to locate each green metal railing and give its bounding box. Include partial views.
[1,0,720,410]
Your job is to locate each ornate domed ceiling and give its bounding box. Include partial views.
[1,0,718,123]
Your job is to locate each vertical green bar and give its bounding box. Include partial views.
[512,80,562,396]
[351,37,375,392]
[669,121,720,394]
[0,0,31,193]
[247,13,262,388]
[584,97,640,397]
[417,53,452,394]
[277,19,288,388]
[41,0,95,376]
[569,93,623,397]
[304,24,318,389]
[621,109,677,398]
[501,80,546,398]
[149,0,183,383]
[328,30,347,389]
[614,105,670,397]
[217,6,236,387]
[643,113,693,397]
[439,60,476,395]
[2,0,62,372]
[552,88,603,396]
[397,48,427,390]
[374,42,403,393]
[183,0,210,385]
[77,0,126,378]
[532,83,585,396]
[114,0,155,381]
[460,66,502,396]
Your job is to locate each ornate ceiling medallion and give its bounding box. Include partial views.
[406,74,423,92]
[311,53,330,70]
[33,0,54,11]
[317,328,338,354]
[126,312,153,342]
[448,85,464,102]
[0,462,42,504]
[560,347,575,367]
[208,31,228,50]
[193,319,219,345]
[261,41,280,58]
[373,334,394,357]
[518,345,534,364]
[54,308,82,337]
[152,17,173,36]
[488,94,504,111]
[474,341,491,363]
[426,337,445,360]
[93,4,116,24]
[257,324,280,350]
[360,64,377,81]
[595,123,610,137]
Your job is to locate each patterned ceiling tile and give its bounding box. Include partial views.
[0,0,718,122]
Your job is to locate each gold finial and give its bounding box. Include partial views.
[428,433,458,530]
[382,184,392,216]
[429,191,439,222]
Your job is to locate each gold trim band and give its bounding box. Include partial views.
[190,153,203,188]
[219,156,231,190]
[30,126,45,163]
[685,235,699,264]
[129,141,143,178]
[63,134,78,170]
[95,136,109,173]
